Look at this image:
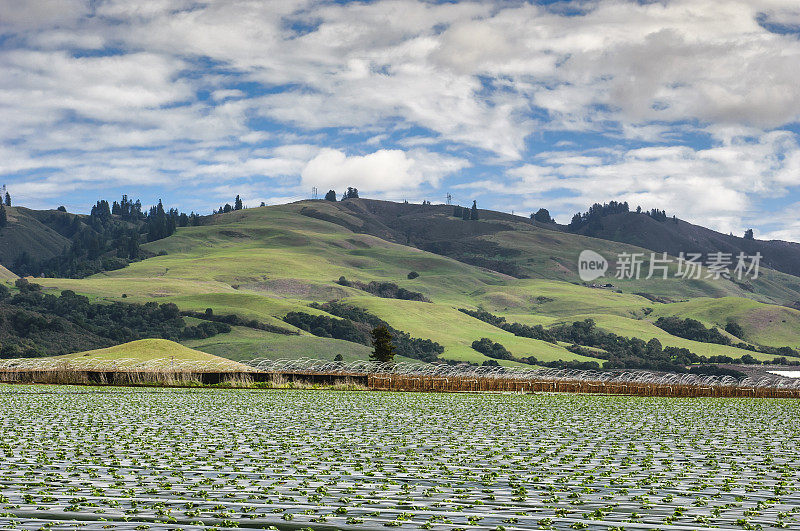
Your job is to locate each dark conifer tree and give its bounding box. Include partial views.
[234,195,243,210]
[370,325,396,363]
[4,192,10,206]
[324,190,337,201]
[532,208,552,223]
[470,200,478,220]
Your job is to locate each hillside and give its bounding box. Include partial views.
[0,207,72,267]
[0,265,17,280]
[569,210,800,278]
[58,339,253,371]
[295,199,800,307]
[28,200,799,369]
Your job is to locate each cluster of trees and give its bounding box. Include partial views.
[451,201,479,220]
[283,311,365,343]
[461,307,793,371]
[322,188,360,201]
[0,280,230,358]
[568,201,630,231]
[472,337,602,370]
[12,195,199,278]
[284,301,444,362]
[214,195,245,214]
[725,320,745,338]
[182,308,297,335]
[459,308,556,343]
[531,208,553,223]
[655,316,731,345]
[336,277,429,302]
[110,194,142,220]
[471,337,514,360]
[656,315,800,359]
[645,208,669,222]
[567,201,676,231]
[556,318,796,368]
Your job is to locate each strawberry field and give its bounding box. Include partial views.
[0,386,798,530]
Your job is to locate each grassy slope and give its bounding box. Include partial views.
[58,338,252,370]
[485,228,800,305]
[317,199,800,306]
[651,297,800,348]
[181,322,417,363]
[0,265,18,280]
[472,279,653,317]
[31,201,795,365]
[544,313,775,362]
[0,207,72,268]
[342,296,595,364]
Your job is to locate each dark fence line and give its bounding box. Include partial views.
[0,369,798,398]
[366,373,800,398]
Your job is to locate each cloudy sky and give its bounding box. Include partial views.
[2,0,800,240]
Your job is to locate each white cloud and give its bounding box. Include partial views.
[300,148,467,193]
[3,0,800,238]
[0,1,88,30]
[499,130,800,234]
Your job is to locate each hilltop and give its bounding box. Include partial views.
[58,339,253,371]
[567,209,800,278]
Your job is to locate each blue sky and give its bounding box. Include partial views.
[1,0,800,240]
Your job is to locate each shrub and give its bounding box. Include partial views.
[725,320,745,339]
[471,338,514,361]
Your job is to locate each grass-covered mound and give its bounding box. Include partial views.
[59,339,253,372]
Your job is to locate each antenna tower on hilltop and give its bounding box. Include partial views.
[446,193,452,205]
[312,187,318,200]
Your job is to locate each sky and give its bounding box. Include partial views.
[1,0,800,240]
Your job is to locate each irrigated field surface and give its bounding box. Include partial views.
[0,387,798,530]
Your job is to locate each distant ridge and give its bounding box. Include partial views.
[568,211,800,278]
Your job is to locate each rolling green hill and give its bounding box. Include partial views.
[58,339,253,371]
[28,199,798,368]
[294,199,800,306]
